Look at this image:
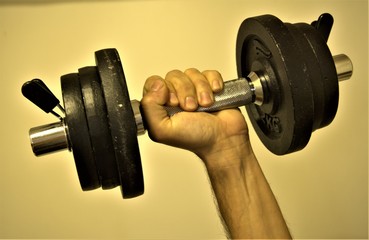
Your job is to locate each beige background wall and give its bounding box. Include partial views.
[0,0,367,238]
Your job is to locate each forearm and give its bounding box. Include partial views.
[202,137,291,239]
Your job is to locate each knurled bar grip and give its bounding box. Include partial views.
[164,78,254,116]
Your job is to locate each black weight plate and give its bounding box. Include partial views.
[61,73,101,190]
[295,24,338,130]
[95,48,144,198]
[79,66,120,189]
[236,15,314,155]
[285,23,326,131]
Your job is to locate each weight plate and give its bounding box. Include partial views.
[236,15,314,155]
[286,23,326,131]
[294,24,338,130]
[61,73,101,190]
[95,48,144,198]
[79,66,120,189]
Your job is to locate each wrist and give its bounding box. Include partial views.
[198,134,255,172]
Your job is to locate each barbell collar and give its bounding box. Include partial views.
[248,71,264,106]
[131,99,146,136]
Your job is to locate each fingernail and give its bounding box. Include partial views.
[151,79,164,91]
[185,96,197,110]
[212,80,221,91]
[170,92,178,105]
[200,92,212,106]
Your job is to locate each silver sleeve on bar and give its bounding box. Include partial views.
[29,121,70,156]
[333,54,353,81]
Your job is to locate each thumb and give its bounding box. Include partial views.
[141,76,171,142]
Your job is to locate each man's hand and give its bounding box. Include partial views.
[141,68,250,165]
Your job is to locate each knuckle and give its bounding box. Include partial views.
[202,70,222,79]
[165,70,195,93]
[184,68,200,75]
[173,81,195,95]
[185,68,208,86]
[165,69,183,79]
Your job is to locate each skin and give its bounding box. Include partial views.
[141,68,292,239]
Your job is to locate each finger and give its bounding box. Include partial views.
[141,76,171,142]
[163,80,179,107]
[202,70,224,93]
[143,75,163,96]
[184,68,214,107]
[143,75,169,104]
[143,75,179,106]
[165,69,198,111]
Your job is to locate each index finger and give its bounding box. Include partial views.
[202,70,224,92]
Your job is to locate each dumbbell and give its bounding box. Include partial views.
[22,13,353,199]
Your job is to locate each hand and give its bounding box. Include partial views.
[141,68,250,165]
